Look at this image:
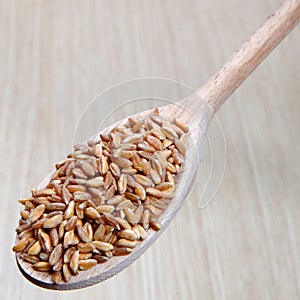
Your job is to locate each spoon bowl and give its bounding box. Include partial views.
[16,99,209,290]
[15,0,300,290]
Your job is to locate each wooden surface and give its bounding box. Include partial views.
[198,0,300,112]
[1,0,299,299]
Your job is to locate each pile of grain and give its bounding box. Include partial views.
[13,108,188,284]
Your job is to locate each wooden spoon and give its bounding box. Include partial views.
[16,0,300,290]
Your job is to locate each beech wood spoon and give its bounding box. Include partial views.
[16,0,300,290]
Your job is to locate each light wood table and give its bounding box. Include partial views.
[1,1,299,299]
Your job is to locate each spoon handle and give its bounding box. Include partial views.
[198,0,300,112]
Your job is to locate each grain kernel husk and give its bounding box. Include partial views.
[118,229,137,241]
[39,251,50,261]
[112,247,133,256]
[70,250,79,274]
[62,263,72,282]
[13,109,188,284]
[150,220,162,231]
[76,224,91,243]
[92,241,114,252]
[52,271,62,284]
[79,259,97,271]
[27,204,46,224]
[39,230,52,253]
[85,207,100,220]
[43,214,63,229]
[22,253,40,264]
[12,237,30,252]
[49,244,63,265]
[116,239,138,248]
[28,241,42,256]
[33,262,51,272]
[64,201,75,219]
[64,247,76,264]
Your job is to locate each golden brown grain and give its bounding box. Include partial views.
[65,216,78,231]
[84,207,100,220]
[116,239,138,248]
[118,174,128,194]
[63,247,76,264]
[78,259,97,271]
[77,242,95,253]
[76,224,91,243]
[49,228,59,246]
[39,252,50,261]
[112,247,133,256]
[63,230,74,249]
[28,241,42,256]
[173,118,189,133]
[93,224,105,241]
[92,241,114,252]
[62,263,72,282]
[52,270,62,284]
[96,205,115,214]
[70,250,79,274]
[146,187,163,198]
[12,237,30,252]
[13,109,188,284]
[39,230,52,253]
[28,204,46,224]
[142,210,150,231]
[52,259,63,272]
[64,201,75,219]
[22,253,40,264]
[43,214,64,229]
[150,220,162,231]
[49,244,63,265]
[118,229,137,241]
[33,261,51,272]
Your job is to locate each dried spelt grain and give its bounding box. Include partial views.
[96,205,115,214]
[77,242,95,253]
[52,259,63,272]
[39,251,50,262]
[27,204,46,224]
[12,237,30,252]
[79,259,97,271]
[118,229,137,241]
[13,108,188,284]
[173,118,189,133]
[52,270,62,284]
[117,174,127,194]
[70,250,79,274]
[49,244,63,265]
[43,214,64,229]
[32,261,51,272]
[150,220,162,231]
[92,241,114,252]
[62,263,72,282]
[142,210,150,231]
[76,224,91,243]
[63,247,76,264]
[49,228,59,246]
[63,230,74,249]
[22,253,40,264]
[39,230,52,253]
[28,241,42,256]
[112,247,133,256]
[65,215,78,231]
[85,207,100,220]
[116,239,138,248]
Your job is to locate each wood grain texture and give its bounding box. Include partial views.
[1,0,300,299]
[198,0,300,111]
